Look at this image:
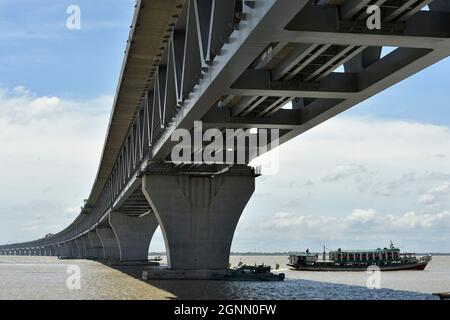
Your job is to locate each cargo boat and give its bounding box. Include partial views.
[288,243,432,271]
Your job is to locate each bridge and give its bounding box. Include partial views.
[1,0,449,272]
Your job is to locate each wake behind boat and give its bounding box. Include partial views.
[288,242,432,272]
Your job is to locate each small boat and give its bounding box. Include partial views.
[433,292,450,300]
[288,242,432,272]
[148,256,163,262]
[222,265,285,281]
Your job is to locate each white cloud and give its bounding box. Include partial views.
[22,225,39,232]
[347,208,377,224]
[0,86,111,244]
[236,116,450,252]
[429,181,450,194]
[252,208,450,250]
[64,206,82,217]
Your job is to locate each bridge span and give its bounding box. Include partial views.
[1,0,449,271]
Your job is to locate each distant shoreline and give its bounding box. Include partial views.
[149,252,450,256]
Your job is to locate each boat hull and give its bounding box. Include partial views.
[222,273,285,281]
[288,260,430,272]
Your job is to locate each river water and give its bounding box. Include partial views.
[0,255,449,300]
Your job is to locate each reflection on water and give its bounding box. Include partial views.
[1,255,448,300]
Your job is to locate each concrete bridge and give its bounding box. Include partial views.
[1,0,449,271]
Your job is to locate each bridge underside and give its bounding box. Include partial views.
[1,0,449,273]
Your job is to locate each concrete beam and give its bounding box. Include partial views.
[202,107,303,129]
[229,69,358,99]
[81,234,94,259]
[75,238,86,258]
[282,8,450,48]
[151,0,311,160]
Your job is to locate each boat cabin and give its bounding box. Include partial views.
[288,252,318,266]
[328,247,415,263]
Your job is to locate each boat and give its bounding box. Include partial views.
[288,242,432,271]
[222,265,285,281]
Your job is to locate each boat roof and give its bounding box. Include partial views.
[293,252,318,256]
[330,248,401,253]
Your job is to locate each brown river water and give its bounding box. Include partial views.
[0,255,449,300]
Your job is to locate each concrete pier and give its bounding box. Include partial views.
[109,211,158,263]
[75,238,85,258]
[80,234,93,259]
[68,241,77,258]
[87,230,103,259]
[96,226,120,263]
[142,164,256,270]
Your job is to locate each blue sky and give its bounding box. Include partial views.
[1,1,450,252]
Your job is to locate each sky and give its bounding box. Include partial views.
[1,1,450,253]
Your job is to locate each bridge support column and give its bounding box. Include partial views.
[142,164,256,270]
[96,226,120,263]
[61,245,67,257]
[109,211,158,263]
[46,246,55,256]
[87,230,104,259]
[75,238,86,258]
[61,242,74,258]
[80,234,93,259]
[69,240,78,258]
[55,245,63,257]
